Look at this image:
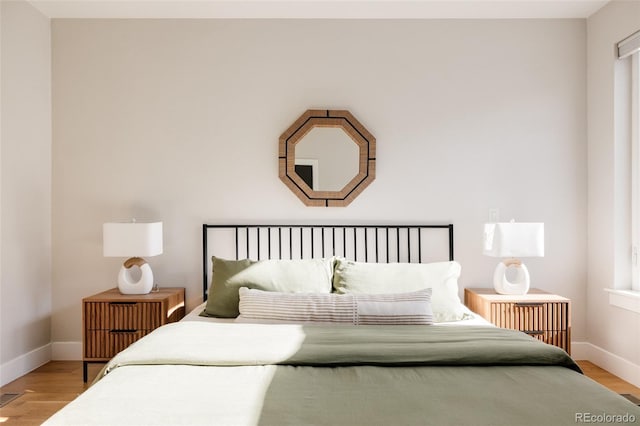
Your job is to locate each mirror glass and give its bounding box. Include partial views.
[294,127,359,192]
[279,109,376,207]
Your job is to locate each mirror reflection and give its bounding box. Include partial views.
[279,109,376,207]
[294,127,359,192]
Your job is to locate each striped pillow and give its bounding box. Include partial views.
[237,287,433,325]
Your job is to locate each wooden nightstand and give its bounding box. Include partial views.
[82,287,185,382]
[464,288,571,354]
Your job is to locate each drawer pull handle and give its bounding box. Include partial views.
[514,302,544,307]
[524,330,545,335]
[109,302,137,306]
[110,329,138,333]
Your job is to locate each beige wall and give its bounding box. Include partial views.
[51,19,587,348]
[0,0,52,385]
[587,0,640,383]
[6,0,640,390]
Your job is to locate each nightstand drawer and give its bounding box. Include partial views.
[491,302,545,333]
[84,329,148,358]
[489,301,568,332]
[464,288,571,354]
[84,301,163,330]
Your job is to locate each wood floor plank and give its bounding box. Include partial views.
[0,361,101,425]
[0,360,638,425]
[576,360,640,395]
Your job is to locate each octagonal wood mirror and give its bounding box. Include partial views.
[279,109,376,207]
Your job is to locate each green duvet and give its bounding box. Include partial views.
[46,322,640,426]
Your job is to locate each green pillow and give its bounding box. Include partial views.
[203,256,334,318]
[203,257,255,318]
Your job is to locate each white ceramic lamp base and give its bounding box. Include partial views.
[493,259,530,295]
[118,257,154,295]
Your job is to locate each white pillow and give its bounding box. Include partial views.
[332,259,465,322]
[237,287,433,325]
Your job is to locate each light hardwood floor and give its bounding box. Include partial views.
[0,362,103,425]
[0,360,639,425]
[577,361,640,396]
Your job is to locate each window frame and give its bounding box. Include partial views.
[628,43,640,291]
[630,52,640,291]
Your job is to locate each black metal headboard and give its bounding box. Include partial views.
[202,224,454,301]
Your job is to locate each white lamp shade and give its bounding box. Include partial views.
[483,222,544,258]
[103,222,163,258]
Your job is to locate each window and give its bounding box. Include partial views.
[622,30,640,291]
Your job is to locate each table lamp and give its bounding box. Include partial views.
[483,221,544,295]
[103,221,163,294]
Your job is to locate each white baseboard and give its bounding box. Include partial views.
[51,341,82,361]
[0,344,51,387]
[572,341,640,388]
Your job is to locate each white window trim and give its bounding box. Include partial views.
[605,288,640,314]
[618,30,640,60]
[631,52,639,292]
[611,30,640,310]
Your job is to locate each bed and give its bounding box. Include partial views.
[44,224,640,426]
